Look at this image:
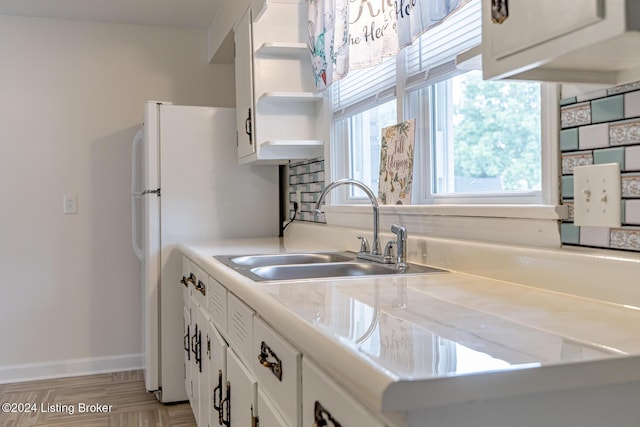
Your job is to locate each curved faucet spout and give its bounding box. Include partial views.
[314,178,381,255]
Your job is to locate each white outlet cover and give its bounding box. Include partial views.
[573,163,621,227]
[63,194,78,214]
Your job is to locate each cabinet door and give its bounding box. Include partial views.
[302,359,386,427]
[258,388,290,427]
[209,320,228,427]
[190,304,201,425]
[224,348,258,427]
[198,306,211,427]
[485,0,604,60]
[234,7,256,159]
[183,306,191,400]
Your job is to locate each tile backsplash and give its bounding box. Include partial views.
[561,82,640,252]
[288,158,325,223]
[290,83,640,252]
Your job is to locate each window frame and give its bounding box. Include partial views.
[330,51,560,208]
[323,0,564,248]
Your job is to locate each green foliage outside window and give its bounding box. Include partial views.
[452,71,541,192]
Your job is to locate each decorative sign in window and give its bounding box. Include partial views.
[378,119,415,205]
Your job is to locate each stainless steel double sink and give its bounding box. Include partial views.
[214,251,447,282]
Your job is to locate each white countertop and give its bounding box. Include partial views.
[179,237,640,414]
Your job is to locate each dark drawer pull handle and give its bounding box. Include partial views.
[221,381,231,427]
[213,370,223,423]
[314,401,341,427]
[186,273,196,285]
[257,341,282,381]
[196,279,206,296]
[184,325,190,361]
[191,324,198,356]
[245,108,252,141]
[180,276,188,287]
[195,329,202,373]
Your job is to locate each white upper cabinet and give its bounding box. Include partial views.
[234,7,256,159]
[482,0,640,85]
[233,1,325,165]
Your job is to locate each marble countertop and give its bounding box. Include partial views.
[179,238,640,413]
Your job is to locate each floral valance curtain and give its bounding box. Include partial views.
[308,0,470,91]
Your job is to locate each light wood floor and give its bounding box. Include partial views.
[0,370,196,427]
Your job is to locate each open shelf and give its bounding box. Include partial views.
[259,140,324,160]
[256,42,309,57]
[257,92,323,104]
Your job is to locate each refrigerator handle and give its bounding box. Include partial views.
[131,128,145,261]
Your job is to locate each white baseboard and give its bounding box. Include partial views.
[0,353,143,384]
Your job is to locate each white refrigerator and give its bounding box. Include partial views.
[131,101,279,402]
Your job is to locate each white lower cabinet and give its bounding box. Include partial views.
[252,317,300,427]
[190,302,203,426]
[225,348,259,426]
[258,388,289,427]
[209,320,228,427]
[302,358,386,427]
[183,305,191,402]
[197,305,211,427]
[181,255,383,427]
[227,292,254,366]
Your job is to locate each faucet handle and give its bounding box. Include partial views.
[383,240,396,260]
[357,235,370,253]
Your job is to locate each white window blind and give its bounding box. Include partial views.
[332,55,396,119]
[332,0,480,117]
[405,0,481,89]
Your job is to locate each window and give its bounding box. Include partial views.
[407,70,543,204]
[330,0,555,206]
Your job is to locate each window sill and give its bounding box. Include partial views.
[322,204,568,248]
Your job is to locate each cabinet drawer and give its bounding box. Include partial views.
[207,276,227,332]
[190,263,208,310]
[227,293,254,366]
[253,317,301,427]
[181,257,191,304]
[302,359,385,427]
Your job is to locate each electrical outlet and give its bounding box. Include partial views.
[573,163,620,227]
[296,190,302,205]
[64,194,78,214]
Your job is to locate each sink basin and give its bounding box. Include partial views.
[250,261,445,281]
[226,252,353,267]
[214,251,447,281]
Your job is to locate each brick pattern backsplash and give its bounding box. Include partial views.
[561,82,640,252]
[288,158,326,223]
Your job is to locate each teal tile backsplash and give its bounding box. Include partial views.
[593,147,625,167]
[560,223,580,245]
[291,84,640,251]
[591,95,624,124]
[561,83,640,252]
[560,128,579,151]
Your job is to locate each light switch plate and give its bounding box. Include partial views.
[573,163,621,227]
[63,194,78,214]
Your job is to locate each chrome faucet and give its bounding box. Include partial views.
[315,179,409,268]
[314,179,383,260]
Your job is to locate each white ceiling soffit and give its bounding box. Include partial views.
[0,0,222,29]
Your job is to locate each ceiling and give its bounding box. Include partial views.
[0,0,223,29]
